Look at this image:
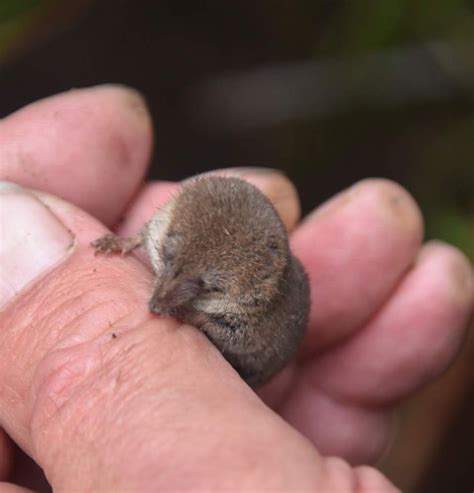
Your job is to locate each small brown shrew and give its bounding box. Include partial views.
[92,176,310,388]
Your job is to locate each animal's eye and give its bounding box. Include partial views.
[196,277,205,288]
[208,285,223,293]
[269,238,281,251]
[201,280,223,294]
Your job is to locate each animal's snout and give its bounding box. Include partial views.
[149,277,204,315]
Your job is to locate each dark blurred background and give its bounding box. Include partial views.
[1,1,473,492]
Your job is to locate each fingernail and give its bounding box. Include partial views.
[0,182,74,308]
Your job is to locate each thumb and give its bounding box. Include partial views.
[0,182,398,492]
[0,180,153,447]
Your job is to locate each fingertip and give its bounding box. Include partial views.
[350,178,424,242]
[0,85,153,225]
[294,178,425,352]
[353,464,402,493]
[80,84,153,146]
[322,457,400,492]
[418,240,473,312]
[310,178,424,242]
[304,237,472,406]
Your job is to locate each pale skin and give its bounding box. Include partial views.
[0,85,472,492]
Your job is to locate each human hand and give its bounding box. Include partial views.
[0,86,472,492]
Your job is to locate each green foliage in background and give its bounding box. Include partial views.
[273,0,474,261]
[0,0,53,60]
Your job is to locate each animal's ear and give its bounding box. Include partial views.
[268,240,278,251]
[200,272,226,294]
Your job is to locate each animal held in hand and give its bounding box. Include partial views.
[92,176,310,387]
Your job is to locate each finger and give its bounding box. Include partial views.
[292,179,424,354]
[117,167,301,236]
[0,85,152,225]
[301,241,473,405]
[278,242,472,463]
[0,183,153,452]
[280,379,394,465]
[0,484,35,493]
[116,181,176,235]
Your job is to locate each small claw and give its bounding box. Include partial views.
[91,234,142,256]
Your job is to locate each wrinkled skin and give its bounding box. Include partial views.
[0,85,472,492]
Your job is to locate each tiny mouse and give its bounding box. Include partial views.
[92,176,310,388]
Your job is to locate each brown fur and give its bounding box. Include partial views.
[93,176,310,388]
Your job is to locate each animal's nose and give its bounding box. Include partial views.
[149,277,203,315]
[149,293,173,315]
[148,275,177,315]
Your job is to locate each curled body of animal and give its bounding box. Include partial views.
[92,176,310,388]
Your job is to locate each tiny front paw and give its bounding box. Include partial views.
[91,233,143,256]
[91,234,127,255]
